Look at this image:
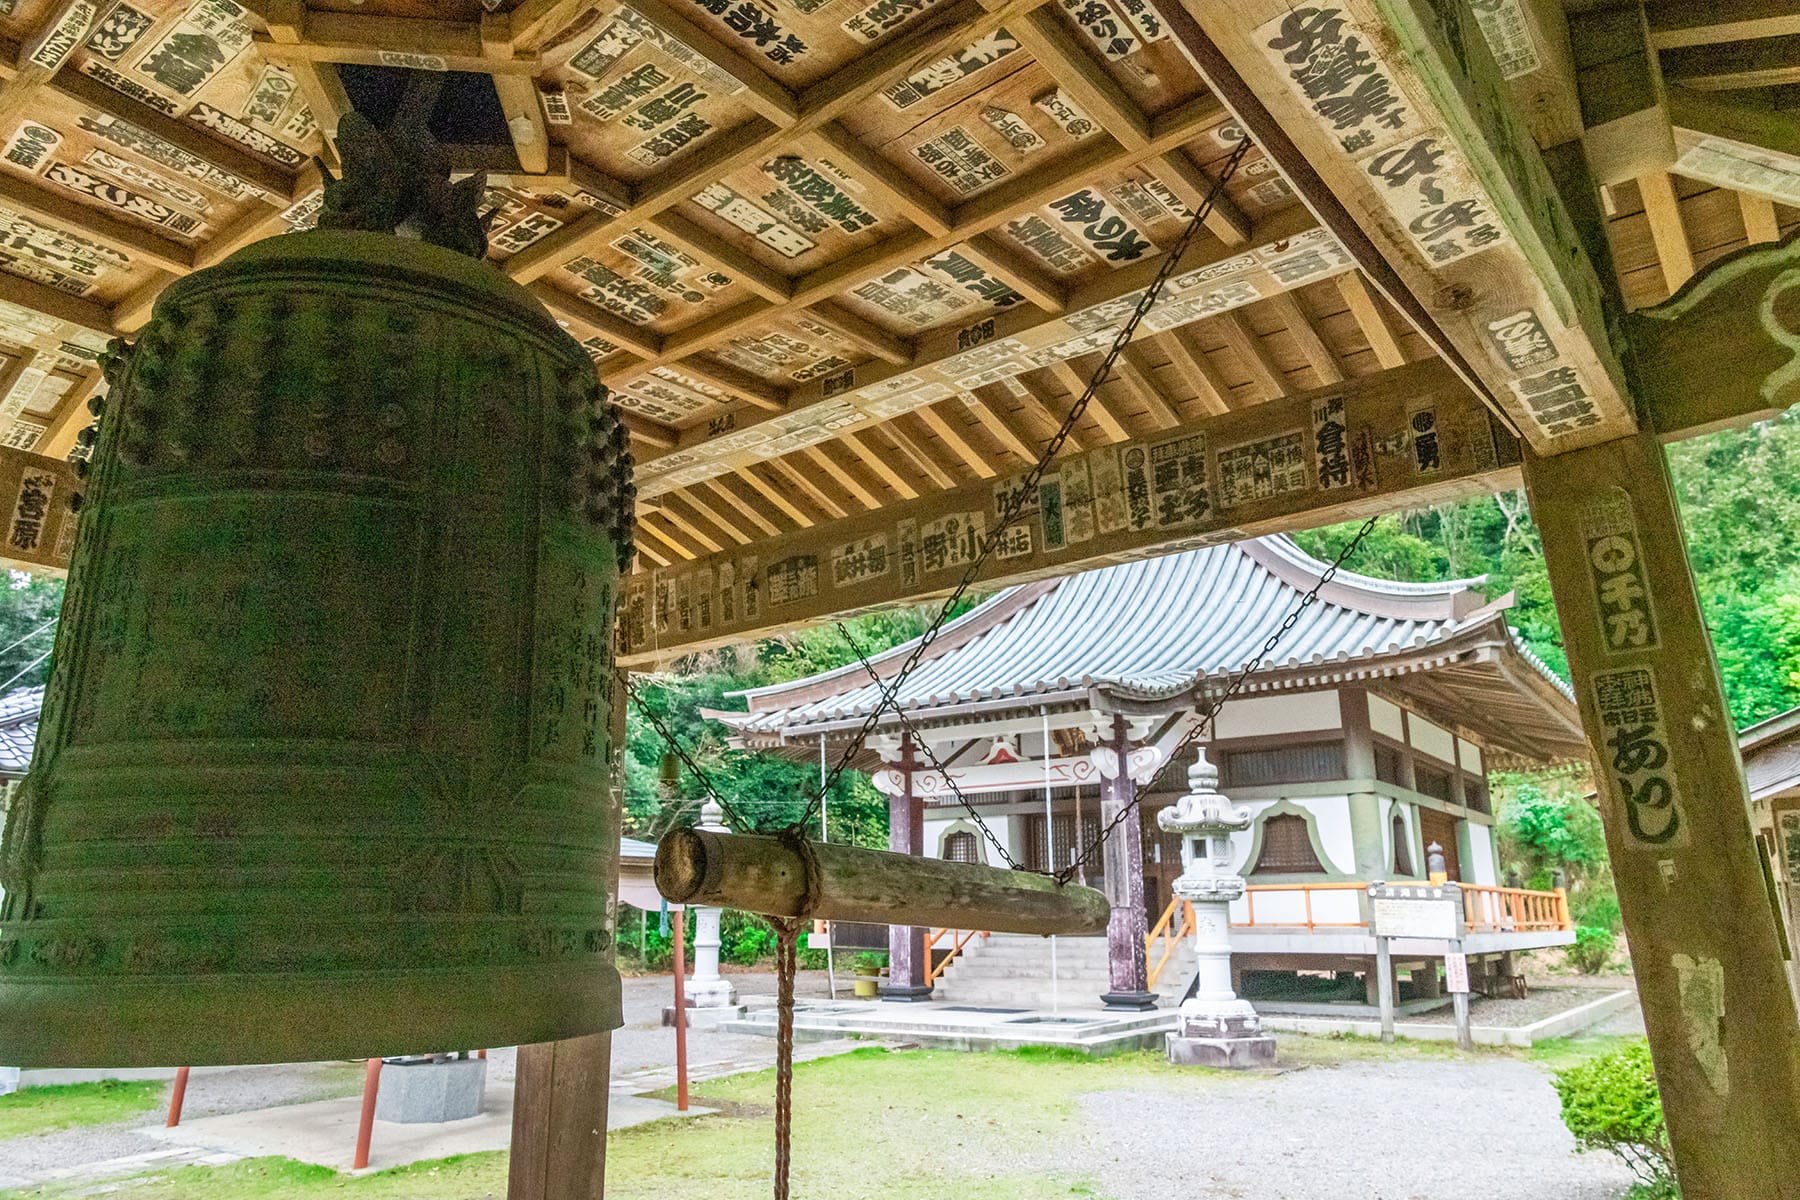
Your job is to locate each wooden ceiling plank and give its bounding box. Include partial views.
[0,269,112,335]
[880,419,959,489]
[738,465,816,527]
[646,501,725,553]
[1217,310,1287,402]
[1045,359,1130,443]
[802,124,953,237]
[35,366,99,461]
[623,0,800,126]
[1571,3,1676,186]
[1638,170,1697,293]
[771,454,852,518]
[529,284,663,359]
[1151,151,1251,246]
[285,60,352,165]
[648,212,794,304]
[839,429,920,499]
[675,357,787,412]
[482,15,551,176]
[1013,384,1085,454]
[638,513,700,560]
[807,301,915,365]
[663,494,744,548]
[1648,0,1800,49]
[254,13,539,74]
[958,234,1068,313]
[704,476,786,536]
[1158,326,1232,417]
[621,414,681,449]
[677,487,757,544]
[50,70,295,201]
[1115,348,1181,430]
[1267,292,1344,386]
[914,403,1000,478]
[1009,7,1150,148]
[635,537,674,569]
[1336,271,1408,370]
[961,392,1038,463]
[1740,189,1782,243]
[0,0,97,124]
[509,0,591,50]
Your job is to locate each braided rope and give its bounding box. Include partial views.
[772,916,801,1200]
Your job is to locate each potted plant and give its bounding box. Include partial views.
[852,952,884,999]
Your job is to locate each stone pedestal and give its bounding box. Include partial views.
[375,1056,487,1123]
[687,802,739,1010]
[1159,749,1274,1069]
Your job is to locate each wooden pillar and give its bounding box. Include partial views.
[1100,715,1156,1009]
[508,662,627,1200]
[882,732,931,1000]
[1525,430,1800,1195]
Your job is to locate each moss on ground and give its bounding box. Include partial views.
[0,1080,164,1140]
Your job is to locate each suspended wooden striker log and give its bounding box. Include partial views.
[655,828,1110,935]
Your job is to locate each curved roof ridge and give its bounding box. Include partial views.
[1257,533,1488,596]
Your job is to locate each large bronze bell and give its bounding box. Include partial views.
[0,115,635,1066]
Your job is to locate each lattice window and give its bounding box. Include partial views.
[1374,741,1405,786]
[942,829,979,863]
[1414,763,1454,802]
[1221,740,1346,788]
[1251,813,1325,874]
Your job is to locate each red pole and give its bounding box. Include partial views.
[165,1067,190,1127]
[352,1057,382,1170]
[673,905,689,1112]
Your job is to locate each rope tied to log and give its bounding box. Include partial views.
[772,915,801,1200]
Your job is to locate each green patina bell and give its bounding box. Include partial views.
[0,110,636,1066]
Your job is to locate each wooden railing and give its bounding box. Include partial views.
[924,927,988,986]
[1144,895,1195,990]
[1235,881,1370,929]
[1461,884,1572,933]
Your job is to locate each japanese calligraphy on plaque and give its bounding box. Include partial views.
[920,512,983,573]
[1409,406,1441,474]
[1256,7,1509,266]
[1217,431,1308,509]
[6,470,53,553]
[767,555,819,607]
[831,535,891,587]
[1044,188,1155,265]
[884,30,1021,110]
[1312,396,1350,491]
[1593,667,1685,848]
[1582,491,1658,654]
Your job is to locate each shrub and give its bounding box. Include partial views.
[1570,925,1616,973]
[1553,1042,1675,1193]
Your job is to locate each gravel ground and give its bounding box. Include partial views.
[1394,985,1627,1027]
[1073,1059,1634,1200]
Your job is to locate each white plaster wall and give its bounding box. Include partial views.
[922,815,1014,867]
[1458,738,1484,775]
[1408,713,1457,764]
[1466,821,1498,886]
[1384,798,1419,876]
[1213,690,1342,739]
[1369,693,1405,742]
[1296,796,1354,875]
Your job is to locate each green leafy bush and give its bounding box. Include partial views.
[1569,925,1615,973]
[720,909,776,965]
[1553,1042,1675,1193]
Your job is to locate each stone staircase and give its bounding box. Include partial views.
[932,933,1195,1009]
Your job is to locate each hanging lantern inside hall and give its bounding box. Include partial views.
[0,109,636,1067]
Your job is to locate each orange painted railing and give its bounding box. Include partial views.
[924,927,988,986]
[1144,894,1195,990]
[1234,881,1370,930]
[1461,884,1572,933]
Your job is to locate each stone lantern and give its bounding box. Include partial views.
[686,798,739,1011]
[1158,748,1275,1068]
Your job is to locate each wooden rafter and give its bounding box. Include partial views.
[1157,327,1231,417]
[1335,272,1408,371]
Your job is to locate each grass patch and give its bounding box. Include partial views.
[0,1153,511,1200]
[1526,1034,1647,1073]
[0,1080,163,1140]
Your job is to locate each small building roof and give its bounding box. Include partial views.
[1740,707,1800,803]
[0,684,43,778]
[706,537,1583,765]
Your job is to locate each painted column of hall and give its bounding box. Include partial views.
[1527,430,1800,1196]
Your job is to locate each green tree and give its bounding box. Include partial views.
[0,571,63,692]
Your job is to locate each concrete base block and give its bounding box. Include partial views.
[687,978,738,1008]
[1165,1032,1277,1069]
[374,1058,486,1124]
[878,984,934,1003]
[1101,990,1160,1011]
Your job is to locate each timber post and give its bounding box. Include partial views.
[1098,715,1157,1010]
[883,733,932,1001]
[1524,429,1800,1195]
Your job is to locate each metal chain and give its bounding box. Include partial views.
[835,621,1028,872]
[785,136,1256,838]
[1052,515,1381,884]
[622,671,759,833]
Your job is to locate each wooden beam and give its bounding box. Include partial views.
[620,414,679,450]
[1173,0,1634,454]
[482,15,550,176]
[253,13,540,74]
[738,465,815,527]
[1267,292,1343,386]
[287,60,352,163]
[648,212,793,305]
[661,495,739,550]
[0,267,112,335]
[960,392,1038,463]
[671,489,754,546]
[839,428,919,500]
[1648,0,1800,48]
[530,285,663,360]
[1740,190,1781,244]
[802,124,952,237]
[1157,326,1231,417]
[1115,348,1181,430]
[807,302,913,365]
[913,403,1000,478]
[1570,1,1676,185]
[509,0,589,50]
[36,367,98,461]
[623,0,799,127]
[880,419,958,489]
[1336,272,1408,370]
[703,475,784,536]
[769,455,849,519]
[1008,7,1150,149]
[0,1,97,124]
[634,538,673,569]
[676,358,787,413]
[1662,33,1800,91]
[619,360,1517,662]
[0,171,192,273]
[1151,151,1252,247]
[1012,384,1085,454]
[1216,311,1287,401]
[637,512,701,560]
[802,443,883,509]
[1045,359,1130,443]
[957,234,1067,313]
[1638,171,1697,293]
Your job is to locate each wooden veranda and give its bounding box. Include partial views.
[0,0,1791,1193]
